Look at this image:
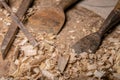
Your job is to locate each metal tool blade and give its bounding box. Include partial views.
[0,0,36,59]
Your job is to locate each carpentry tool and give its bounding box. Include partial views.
[0,0,37,59]
[29,0,79,34]
[72,0,120,54]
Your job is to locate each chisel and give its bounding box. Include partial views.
[0,0,37,59]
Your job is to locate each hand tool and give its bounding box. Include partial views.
[0,0,37,59]
[29,0,79,34]
[72,0,120,54]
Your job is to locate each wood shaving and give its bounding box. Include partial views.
[58,55,70,73]
[94,70,105,79]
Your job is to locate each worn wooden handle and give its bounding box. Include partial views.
[98,0,120,36]
[58,0,78,10]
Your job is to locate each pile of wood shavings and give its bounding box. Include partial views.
[0,28,119,80]
[8,31,59,80]
[0,0,120,80]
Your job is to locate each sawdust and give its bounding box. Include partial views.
[0,0,120,80]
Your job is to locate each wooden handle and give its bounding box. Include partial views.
[98,0,120,36]
[58,0,78,10]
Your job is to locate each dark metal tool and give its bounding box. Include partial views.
[29,0,78,34]
[0,0,37,59]
[72,0,120,54]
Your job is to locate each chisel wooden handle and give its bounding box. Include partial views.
[1,0,34,59]
[98,0,120,36]
[58,0,78,10]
